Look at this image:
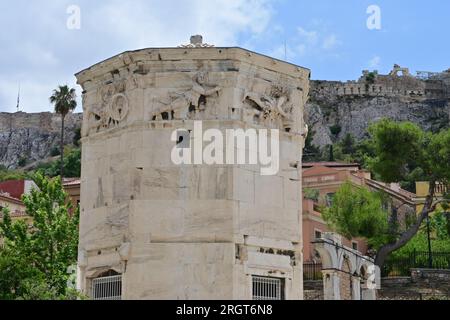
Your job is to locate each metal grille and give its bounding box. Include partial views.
[91,275,122,300]
[303,262,323,280]
[252,276,283,300]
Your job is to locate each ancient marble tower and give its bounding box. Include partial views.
[75,36,310,300]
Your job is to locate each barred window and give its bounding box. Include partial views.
[252,276,284,300]
[91,270,122,300]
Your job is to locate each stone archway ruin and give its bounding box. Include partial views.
[389,64,411,77]
[313,233,377,300]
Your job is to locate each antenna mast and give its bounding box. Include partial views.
[16,82,20,112]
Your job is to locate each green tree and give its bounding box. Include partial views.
[340,133,356,156]
[365,72,376,92]
[0,169,30,182]
[36,148,81,178]
[49,85,77,180]
[304,188,320,202]
[0,173,79,299]
[367,119,450,266]
[329,124,342,137]
[73,127,81,147]
[302,129,323,161]
[323,119,450,267]
[322,182,390,249]
[390,211,450,263]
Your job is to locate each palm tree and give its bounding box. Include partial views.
[49,85,77,180]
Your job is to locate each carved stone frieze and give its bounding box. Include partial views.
[242,84,299,132]
[150,71,221,121]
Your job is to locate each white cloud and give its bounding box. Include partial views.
[290,23,342,57]
[322,34,341,50]
[297,27,319,45]
[0,0,275,113]
[89,0,273,48]
[368,55,381,69]
[296,44,307,57]
[0,76,79,113]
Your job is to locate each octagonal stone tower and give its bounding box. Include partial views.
[75,39,310,300]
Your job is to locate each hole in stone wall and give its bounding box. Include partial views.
[198,95,207,108]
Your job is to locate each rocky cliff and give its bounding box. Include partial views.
[0,112,82,169]
[305,94,450,148]
[305,67,450,148]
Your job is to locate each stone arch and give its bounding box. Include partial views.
[312,233,377,300]
[357,260,377,300]
[342,256,352,273]
[357,260,372,278]
[359,264,368,280]
[338,252,357,275]
[314,245,338,270]
[340,255,354,300]
[97,269,121,278]
[86,264,123,279]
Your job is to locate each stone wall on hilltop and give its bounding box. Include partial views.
[305,66,450,148]
[0,112,82,169]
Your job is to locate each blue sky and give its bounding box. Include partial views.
[0,0,448,113]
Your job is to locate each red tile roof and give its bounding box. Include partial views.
[303,165,340,177]
[0,180,25,200]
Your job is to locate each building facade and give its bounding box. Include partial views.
[63,178,81,209]
[75,38,310,300]
[302,163,368,262]
[302,162,416,262]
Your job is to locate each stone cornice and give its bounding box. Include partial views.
[75,47,310,88]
